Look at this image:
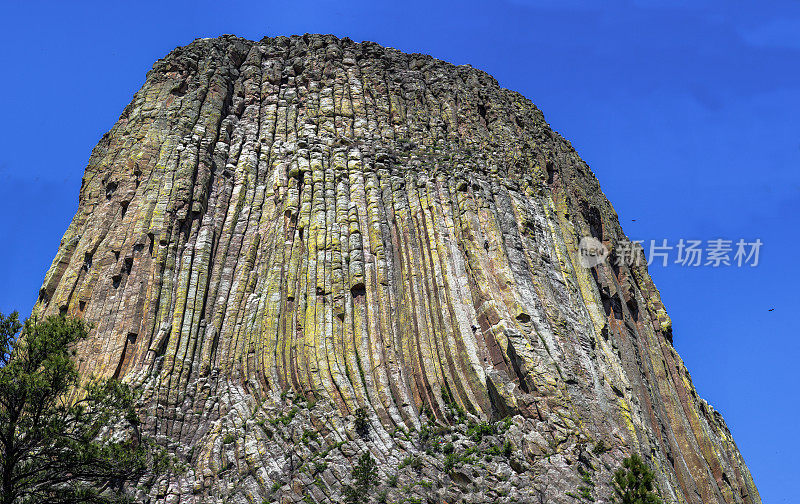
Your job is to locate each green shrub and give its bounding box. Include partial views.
[441,386,467,423]
[344,452,379,504]
[354,407,370,438]
[578,485,595,502]
[444,453,458,472]
[301,429,318,444]
[399,455,423,471]
[467,421,497,442]
[270,406,298,426]
[612,454,661,504]
[593,440,610,455]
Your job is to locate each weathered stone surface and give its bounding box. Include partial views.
[36,34,759,503]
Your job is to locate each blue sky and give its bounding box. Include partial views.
[0,1,797,501]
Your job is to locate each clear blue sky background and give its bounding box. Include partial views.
[0,1,797,501]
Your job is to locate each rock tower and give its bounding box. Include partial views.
[36,34,759,503]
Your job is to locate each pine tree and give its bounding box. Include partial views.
[0,312,157,504]
[344,452,378,504]
[612,454,662,504]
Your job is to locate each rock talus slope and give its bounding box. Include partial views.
[36,34,759,503]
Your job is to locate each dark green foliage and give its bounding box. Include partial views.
[270,406,298,426]
[419,405,433,422]
[486,440,513,458]
[612,454,662,504]
[443,453,458,472]
[301,429,318,444]
[440,386,467,424]
[578,485,595,502]
[344,452,378,504]
[577,465,596,502]
[312,461,327,475]
[592,440,610,455]
[398,455,422,472]
[443,449,476,472]
[419,423,440,454]
[354,407,369,439]
[466,421,497,442]
[0,313,159,504]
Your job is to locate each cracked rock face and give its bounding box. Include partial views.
[36,34,759,503]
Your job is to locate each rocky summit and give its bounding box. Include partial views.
[35,34,759,503]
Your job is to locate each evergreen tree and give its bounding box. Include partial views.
[0,312,155,504]
[612,454,662,504]
[354,407,370,439]
[344,452,378,504]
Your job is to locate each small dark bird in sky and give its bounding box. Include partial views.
[768,308,774,312]
[631,219,637,222]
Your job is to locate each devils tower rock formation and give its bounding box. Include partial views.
[36,34,759,503]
